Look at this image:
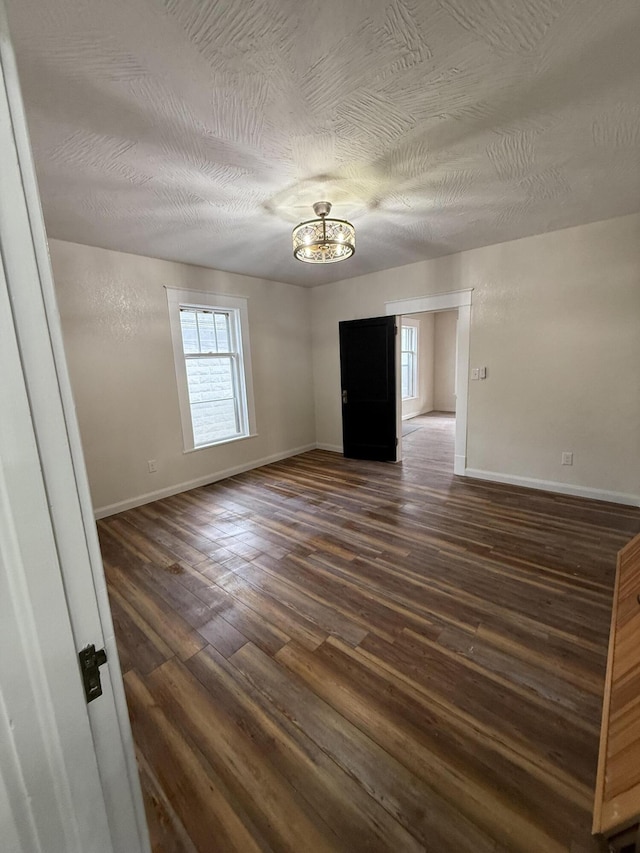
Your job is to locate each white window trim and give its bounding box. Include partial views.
[166,287,257,452]
[401,318,419,401]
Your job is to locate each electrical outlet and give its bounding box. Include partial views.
[471,368,480,381]
[561,451,573,466]
[479,366,487,379]
[147,459,158,473]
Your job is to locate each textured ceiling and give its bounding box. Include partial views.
[6,0,640,286]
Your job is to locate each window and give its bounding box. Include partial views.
[167,288,256,451]
[401,322,418,399]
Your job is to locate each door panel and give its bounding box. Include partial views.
[339,316,397,461]
[0,4,149,850]
[0,248,114,853]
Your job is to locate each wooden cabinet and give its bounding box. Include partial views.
[594,533,640,850]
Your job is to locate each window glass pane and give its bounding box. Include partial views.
[179,310,199,354]
[402,363,410,398]
[197,312,217,352]
[404,326,416,351]
[185,357,234,403]
[186,356,239,445]
[215,312,230,352]
[191,399,239,445]
[402,353,416,398]
[401,324,417,399]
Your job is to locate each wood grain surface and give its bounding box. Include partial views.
[98,414,640,852]
[594,532,640,835]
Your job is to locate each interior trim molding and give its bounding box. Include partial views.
[454,454,467,476]
[95,445,640,518]
[464,468,640,507]
[94,443,317,518]
[385,289,473,315]
[316,443,343,453]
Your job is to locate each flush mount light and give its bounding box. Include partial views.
[292,201,355,264]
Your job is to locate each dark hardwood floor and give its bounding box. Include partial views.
[98,413,640,852]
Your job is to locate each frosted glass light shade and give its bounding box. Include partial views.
[292,201,355,264]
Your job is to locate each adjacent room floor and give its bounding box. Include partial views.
[98,417,640,852]
[400,410,455,453]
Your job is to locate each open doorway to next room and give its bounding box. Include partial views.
[400,310,458,471]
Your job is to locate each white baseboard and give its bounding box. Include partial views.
[94,443,317,518]
[402,408,438,422]
[96,451,639,518]
[463,467,640,507]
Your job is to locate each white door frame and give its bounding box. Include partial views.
[0,4,149,851]
[386,290,472,474]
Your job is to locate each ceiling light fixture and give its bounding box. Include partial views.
[292,201,355,264]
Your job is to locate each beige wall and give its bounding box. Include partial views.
[311,213,640,501]
[50,212,640,512]
[49,240,315,515]
[434,311,457,413]
[401,312,434,420]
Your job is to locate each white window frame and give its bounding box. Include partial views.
[401,319,419,400]
[166,288,257,452]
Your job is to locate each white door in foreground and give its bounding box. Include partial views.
[0,3,149,851]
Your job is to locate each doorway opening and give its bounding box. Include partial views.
[386,289,472,475]
[400,309,458,473]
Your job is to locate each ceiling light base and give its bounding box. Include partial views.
[312,200,332,217]
[292,200,355,265]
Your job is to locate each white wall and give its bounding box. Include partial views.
[50,212,640,510]
[311,213,640,502]
[49,240,316,515]
[434,311,457,412]
[401,312,434,420]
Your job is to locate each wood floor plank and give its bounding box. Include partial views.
[235,556,370,646]
[276,637,586,853]
[136,751,199,853]
[415,625,601,733]
[217,571,329,651]
[186,644,424,853]
[197,613,249,658]
[124,670,271,853]
[102,516,176,569]
[313,633,596,849]
[207,596,291,657]
[104,558,206,661]
[100,524,214,628]
[107,590,171,675]
[351,630,594,808]
[145,658,343,853]
[99,414,636,852]
[232,641,500,853]
[107,583,174,663]
[471,624,605,696]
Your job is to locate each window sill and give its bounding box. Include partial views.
[184,432,258,454]
[402,396,418,402]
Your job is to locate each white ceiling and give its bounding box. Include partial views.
[6,0,640,286]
